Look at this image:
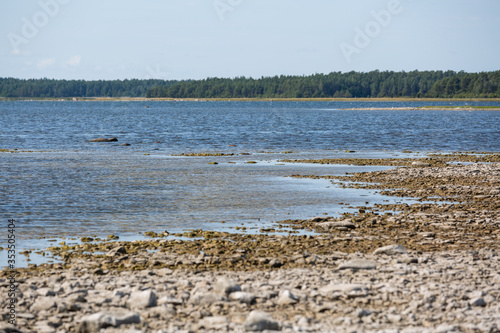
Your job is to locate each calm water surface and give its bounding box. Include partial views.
[1,101,499,264]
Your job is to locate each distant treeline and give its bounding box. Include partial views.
[146,70,500,99]
[1,71,499,99]
[0,78,178,98]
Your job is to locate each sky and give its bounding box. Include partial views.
[0,0,499,80]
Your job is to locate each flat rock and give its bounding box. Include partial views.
[373,244,408,256]
[244,310,281,331]
[126,289,157,309]
[338,259,377,270]
[317,220,355,231]
[190,292,226,305]
[76,310,140,332]
[215,277,241,296]
[198,316,230,330]
[321,283,369,299]
[30,297,57,312]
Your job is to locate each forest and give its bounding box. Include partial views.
[0,78,178,98]
[1,70,499,99]
[146,70,500,99]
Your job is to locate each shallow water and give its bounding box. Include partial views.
[1,101,499,266]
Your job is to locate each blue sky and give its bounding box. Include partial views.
[0,0,499,80]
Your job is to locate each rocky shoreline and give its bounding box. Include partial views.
[1,155,499,333]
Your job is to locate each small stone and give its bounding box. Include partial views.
[0,323,27,333]
[353,309,372,318]
[269,259,282,268]
[228,291,256,305]
[244,310,280,331]
[126,289,157,309]
[215,277,241,296]
[398,256,418,264]
[435,324,457,333]
[158,296,184,306]
[469,297,486,307]
[387,314,402,323]
[36,288,57,297]
[106,246,127,256]
[338,259,377,270]
[277,290,299,305]
[412,161,430,167]
[373,245,408,256]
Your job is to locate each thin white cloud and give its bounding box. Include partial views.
[37,58,55,69]
[66,55,82,67]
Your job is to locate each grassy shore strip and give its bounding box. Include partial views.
[3,96,500,102]
[342,106,500,111]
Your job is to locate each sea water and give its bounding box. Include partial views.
[1,101,499,265]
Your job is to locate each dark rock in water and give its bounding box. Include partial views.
[87,137,118,142]
[121,143,131,146]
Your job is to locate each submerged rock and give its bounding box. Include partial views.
[86,137,118,142]
[338,259,377,270]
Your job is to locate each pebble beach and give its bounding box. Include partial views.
[1,154,499,333]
